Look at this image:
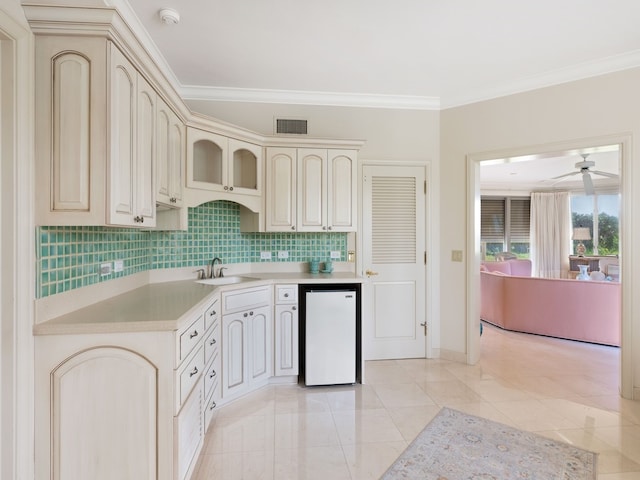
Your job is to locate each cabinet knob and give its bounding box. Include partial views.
[209,401,217,411]
[292,306,297,311]
[209,310,216,316]
[284,293,289,298]
[189,366,199,377]
[249,311,254,316]
[291,226,295,231]
[229,186,234,191]
[322,226,327,230]
[210,338,216,346]
[190,330,199,339]
[243,313,248,318]
[224,185,229,191]
[328,226,332,231]
[209,370,216,378]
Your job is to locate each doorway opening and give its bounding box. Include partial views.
[466,135,633,399]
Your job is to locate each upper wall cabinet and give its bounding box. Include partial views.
[265,147,358,232]
[156,97,184,208]
[187,128,262,197]
[34,36,157,227]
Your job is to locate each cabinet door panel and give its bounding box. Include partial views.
[135,77,156,224]
[249,306,272,383]
[222,315,248,398]
[108,46,135,224]
[328,150,357,231]
[52,347,157,480]
[169,112,185,205]
[266,148,296,231]
[275,304,298,376]
[297,149,327,232]
[52,52,91,212]
[156,103,171,203]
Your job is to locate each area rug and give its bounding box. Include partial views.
[381,407,597,480]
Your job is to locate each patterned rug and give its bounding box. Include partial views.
[381,407,597,480]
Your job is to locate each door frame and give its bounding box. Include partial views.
[0,10,35,479]
[357,159,436,360]
[466,134,634,399]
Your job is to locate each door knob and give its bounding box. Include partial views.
[365,270,379,277]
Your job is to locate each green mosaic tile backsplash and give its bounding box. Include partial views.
[36,201,347,298]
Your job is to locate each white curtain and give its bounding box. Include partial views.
[530,191,571,278]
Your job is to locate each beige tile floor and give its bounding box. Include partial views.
[193,323,640,479]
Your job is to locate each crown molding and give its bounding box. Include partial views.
[441,49,640,109]
[180,85,441,110]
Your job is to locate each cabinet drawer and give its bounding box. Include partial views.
[222,286,271,314]
[204,322,219,365]
[204,352,220,399]
[177,347,205,410]
[179,314,205,364]
[204,298,219,331]
[275,284,297,304]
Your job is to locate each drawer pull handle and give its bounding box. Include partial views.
[189,366,199,377]
[190,330,198,339]
[209,401,216,411]
[209,310,216,316]
[210,338,217,346]
[210,370,217,378]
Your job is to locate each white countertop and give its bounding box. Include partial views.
[34,271,363,336]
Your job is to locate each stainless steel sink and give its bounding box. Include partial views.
[195,276,257,286]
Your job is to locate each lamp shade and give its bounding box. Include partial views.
[572,227,591,241]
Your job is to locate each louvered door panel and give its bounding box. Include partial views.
[371,177,417,263]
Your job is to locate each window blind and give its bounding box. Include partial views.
[509,198,531,242]
[481,199,505,242]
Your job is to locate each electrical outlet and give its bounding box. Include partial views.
[330,251,341,260]
[451,250,463,262]
[260,251,272,260]
[114,260,124,272]
[277,251,289,259]
[100,263,112,276]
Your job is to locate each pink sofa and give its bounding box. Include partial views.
[480,261,620,346]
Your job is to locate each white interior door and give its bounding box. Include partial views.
[362,165,426,359]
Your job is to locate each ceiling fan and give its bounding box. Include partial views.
[552,154,619,195]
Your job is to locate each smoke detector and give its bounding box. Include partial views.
[159,8,180,25]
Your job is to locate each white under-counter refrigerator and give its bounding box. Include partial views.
[304,287,357,386]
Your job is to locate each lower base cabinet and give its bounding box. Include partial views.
[34,295,221,480]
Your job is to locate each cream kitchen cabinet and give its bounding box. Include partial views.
[108,45,156,226]
[274,284,299,377]
[34,35,156,227]
[156,96,185,208]
[221,286,273,401]
[187,127,262,197]
[264,147,358,232]
[34,292,221,480]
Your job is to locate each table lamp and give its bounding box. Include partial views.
[572,227,591,257]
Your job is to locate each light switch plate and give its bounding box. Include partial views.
[260,251,272,260]
[277,251,289,259]
[113,260,124,272]
[330,251,341,259]
[451,250,463,262]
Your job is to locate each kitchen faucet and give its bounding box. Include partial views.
[210,257,222,278]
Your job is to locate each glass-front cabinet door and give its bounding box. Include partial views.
[187,128,261,196]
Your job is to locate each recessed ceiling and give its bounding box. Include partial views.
[113,0,640,109]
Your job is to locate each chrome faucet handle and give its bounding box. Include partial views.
[218,267,228,278]
[193,268,206,280]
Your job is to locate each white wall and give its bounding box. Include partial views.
[441,68,640,397]
[184,101,439,162]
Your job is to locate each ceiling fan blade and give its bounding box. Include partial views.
[582,171,594,195]
[551,171,581,180]
[590,170,619,179]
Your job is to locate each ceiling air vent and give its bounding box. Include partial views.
[276,118,308,135]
